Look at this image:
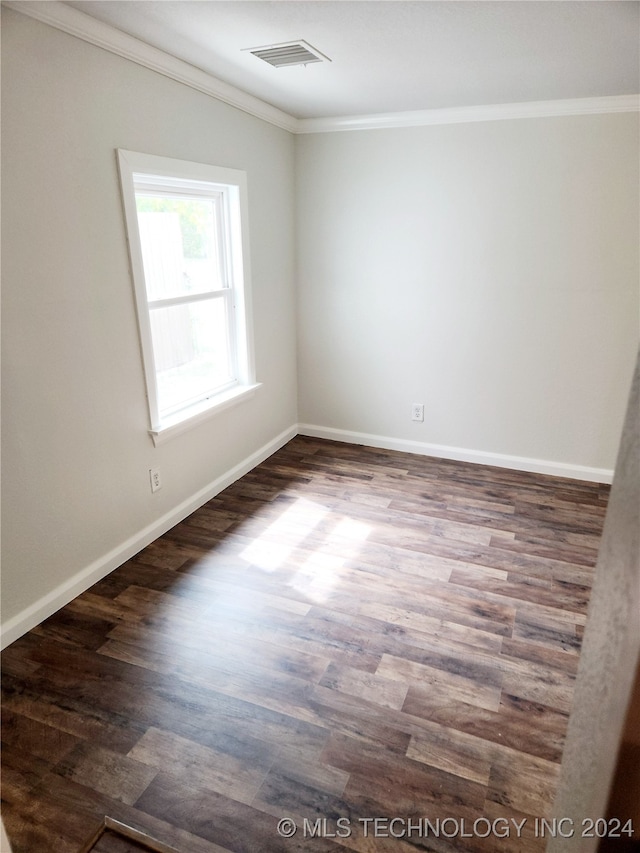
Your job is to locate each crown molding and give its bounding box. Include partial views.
[297,94,640,133]
[4,1,638,136]
[2,0,299,133]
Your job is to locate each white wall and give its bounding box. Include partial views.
[549,347,639,853]
[296,116,639,476]
[1,9,297,631]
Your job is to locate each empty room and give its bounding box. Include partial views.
[2,2,639,852]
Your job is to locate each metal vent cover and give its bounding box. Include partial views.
[244,40,331,68]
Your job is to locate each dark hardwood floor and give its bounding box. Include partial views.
[1,436,610,853]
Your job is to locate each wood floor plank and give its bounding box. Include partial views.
[486,746,561,817]
[251,770,421,853]
[54,743,159,806]
[318,661,409,711]
[1,706,81,766]
[379,653,504,712]
[128,727,272,805]
[357,602,505,653]
[137,770,346,853]
[406,725,493,786]
[1,436,608,853]
[401,690,569,762]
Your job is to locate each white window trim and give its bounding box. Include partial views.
[117,150,260,444]
[148,383,260,445]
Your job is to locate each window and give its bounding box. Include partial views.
[117,150,258,443]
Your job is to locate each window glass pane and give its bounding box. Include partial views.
[135,195,224,300]
[150,298,233,416]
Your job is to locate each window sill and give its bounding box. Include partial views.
[149,383,261,446]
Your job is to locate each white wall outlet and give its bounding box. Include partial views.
[411,403,424,422]
[149,468,162,493]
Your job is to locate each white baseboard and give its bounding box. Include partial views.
[0,424,297,649]
[1,421,612,648]
[297,423,614,484]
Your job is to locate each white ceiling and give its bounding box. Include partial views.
[66,1,639,120]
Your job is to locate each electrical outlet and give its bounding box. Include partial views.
[411,403,424,422]
[149,468,162,493]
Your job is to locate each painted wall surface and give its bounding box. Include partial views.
[1,10,297,625]
[296,116,639,471]
[548,348,639,853]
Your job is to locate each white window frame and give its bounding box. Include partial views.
[117,150,259,445]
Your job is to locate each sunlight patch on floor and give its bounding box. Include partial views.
[291,516,371,603]
[239,497,329,571]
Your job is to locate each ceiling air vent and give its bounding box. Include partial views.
[245,40,331,68]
